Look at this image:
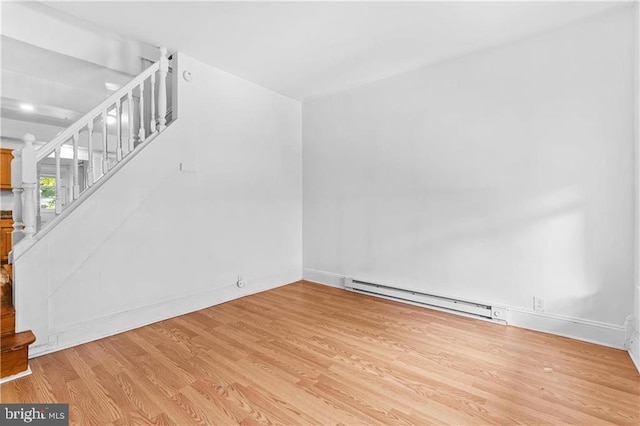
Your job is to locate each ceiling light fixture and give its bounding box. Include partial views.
[20,103,35,112]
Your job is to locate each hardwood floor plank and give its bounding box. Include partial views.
[66,378,113,425]
[1,281,638,425]
[63,348,123,422]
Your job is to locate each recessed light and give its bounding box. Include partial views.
[20,103,35,112]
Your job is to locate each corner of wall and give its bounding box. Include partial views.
[633,0,640,375]
[629,285,640,373]
[630,326,640,373]
[303,268,345,288]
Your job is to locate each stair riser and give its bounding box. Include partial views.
[1,310,15,336]
[1,346,29,378]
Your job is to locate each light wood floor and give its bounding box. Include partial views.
[1,281,639,425]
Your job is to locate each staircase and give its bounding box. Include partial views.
[1,47,173,380]
[1,265,35,379]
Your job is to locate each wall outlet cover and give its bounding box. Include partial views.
[492,306,507,322]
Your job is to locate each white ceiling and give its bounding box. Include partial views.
[1,37,132,93]
[40,1,628,100]
[1,36,133,140]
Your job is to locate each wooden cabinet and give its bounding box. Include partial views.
[0,149,12,189]
[1,219,12,263]
[1,148,13,262]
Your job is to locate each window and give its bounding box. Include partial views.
[40,176,56,210]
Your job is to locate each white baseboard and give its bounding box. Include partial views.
[303,268,345,288]
[629,329,640,374]
[303,268,627,350]
[506,307,626,349]
[29,271,300,358]
[0,367,32,384]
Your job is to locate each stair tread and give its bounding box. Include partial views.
[1,330,35,352]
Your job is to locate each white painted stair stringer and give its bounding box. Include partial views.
[13,121,182,353]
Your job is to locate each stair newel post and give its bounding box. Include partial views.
[101,111,109,174]
[127,91,134,152]
[11,146,24,245]
[20,134,37,239]
[138,81,145,143]
[150,72,157,134]
[87,121,94,187]
[72,131,80,200]
[157,47,168,131]
[54,146,62,215]
[115,101,123,162]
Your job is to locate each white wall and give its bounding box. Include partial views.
[303,7,635,343]
[15,53,302,355]
[631,2,640,373]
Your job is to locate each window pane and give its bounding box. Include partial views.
[40,176,56,209]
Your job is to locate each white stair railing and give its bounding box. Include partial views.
[11,47,172,250]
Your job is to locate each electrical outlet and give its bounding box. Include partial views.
[533,296,545,312]
[237,275,246,288]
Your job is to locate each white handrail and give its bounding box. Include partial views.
[35,62,160,162]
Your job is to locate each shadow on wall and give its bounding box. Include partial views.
[340,185,629,323]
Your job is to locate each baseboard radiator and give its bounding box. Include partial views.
[345,278,506,322]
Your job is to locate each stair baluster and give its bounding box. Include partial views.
[138,81,145,143]
[54,146,62,214]
[115,101,123,162]
[87,120,94,187]
[72,131,80,199]
[127,91,134,153]
[150,72,157,134]
[101,111,109,174]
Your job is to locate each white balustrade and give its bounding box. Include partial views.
[14,48,171,241]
